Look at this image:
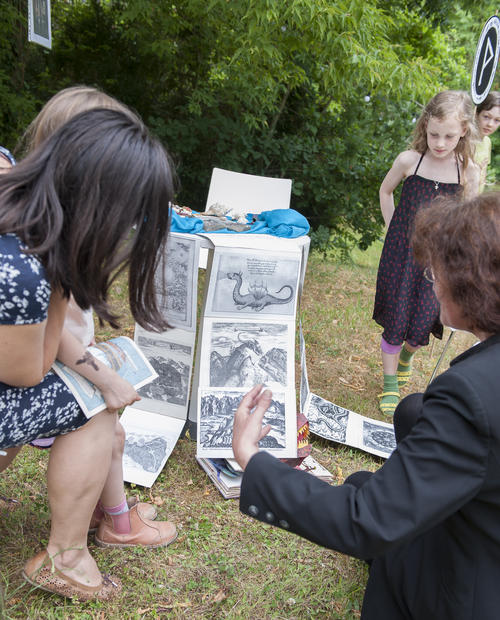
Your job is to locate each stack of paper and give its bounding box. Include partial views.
[197,454,334,499]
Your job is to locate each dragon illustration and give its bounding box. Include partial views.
[227,272,294,311]
[210,332,263,387]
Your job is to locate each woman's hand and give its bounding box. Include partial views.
[232,385,272,470]
[99,372,140,414]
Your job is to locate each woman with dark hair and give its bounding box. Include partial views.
[0,108,177,600]
[233,192,500,619]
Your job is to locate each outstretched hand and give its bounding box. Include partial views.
[232,385,272,470]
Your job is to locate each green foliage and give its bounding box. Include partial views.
[0,0,493,247]
[0,1,47,148]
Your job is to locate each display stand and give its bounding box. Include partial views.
[186,233,310,440]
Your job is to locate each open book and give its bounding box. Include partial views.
[52,336,158,418]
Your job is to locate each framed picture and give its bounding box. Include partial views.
[28,0,52,49]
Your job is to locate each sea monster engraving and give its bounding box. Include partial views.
[227,272,293,311]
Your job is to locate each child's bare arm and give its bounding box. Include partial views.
[464,161,480,198]
[379,151,417,228]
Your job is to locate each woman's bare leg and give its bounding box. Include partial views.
[46,410,117,586]
[98,419,127,508]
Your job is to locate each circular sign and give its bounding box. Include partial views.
[471,16,500,105]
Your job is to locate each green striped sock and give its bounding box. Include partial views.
[379,374,399,416]
[397,346,415,388]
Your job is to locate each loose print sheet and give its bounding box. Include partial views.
[120,407,185,487]
[200,319,293,391]
[305,392,396,459]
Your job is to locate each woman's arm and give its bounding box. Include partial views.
[237,371,489,559]
[56,329,140,413]
[0,289,68,387]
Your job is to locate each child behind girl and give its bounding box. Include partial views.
[22,86,140,348]
[11,87,160,542]
[474,91,500,192]
[373,90,479,415]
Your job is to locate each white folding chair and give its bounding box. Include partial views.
[205,167,292,214]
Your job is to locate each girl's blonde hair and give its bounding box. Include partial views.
[411,90,478,171]
[23,85,137,151]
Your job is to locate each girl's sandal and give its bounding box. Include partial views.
[22,550,122,601]
[378,391,400,416]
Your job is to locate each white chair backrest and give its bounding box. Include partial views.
[205,167,292,214]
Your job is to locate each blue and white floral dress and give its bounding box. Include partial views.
[0,234,87,449]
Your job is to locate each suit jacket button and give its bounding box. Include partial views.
[248,505,259,516]
[279,520,289,529]
[265,511,274,522]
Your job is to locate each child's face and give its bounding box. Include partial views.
[477,106,500,137]
[426,116,465,159]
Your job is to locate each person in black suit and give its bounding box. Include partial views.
[232,192,500,620]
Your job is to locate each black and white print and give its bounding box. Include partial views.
[197,389,290,458]
[362,420,396,456]
[205,321,290,390]
[121,407,185,487]
[206,247,301,317]
[156,234,199,330]
[306,394,349,442]
[134,325,194,416]
[305,391,396,459]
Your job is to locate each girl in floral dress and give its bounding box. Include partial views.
[373,91,479,415]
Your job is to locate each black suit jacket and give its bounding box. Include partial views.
[240,333,500,619]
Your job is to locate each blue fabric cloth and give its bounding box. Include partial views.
[170,208,309,238]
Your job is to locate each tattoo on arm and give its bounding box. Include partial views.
[76,351,99,371]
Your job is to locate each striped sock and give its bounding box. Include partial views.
[379,374,400,416]
[102,496,131,534]
[397,346,415,387]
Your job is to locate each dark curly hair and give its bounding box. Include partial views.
[412,192,500,335]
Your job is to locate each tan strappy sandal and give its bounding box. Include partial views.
[22,550,121,601]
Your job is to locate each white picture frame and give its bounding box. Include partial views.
[28,0,52,49]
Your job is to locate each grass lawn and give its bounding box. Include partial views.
[0,242,475,619]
